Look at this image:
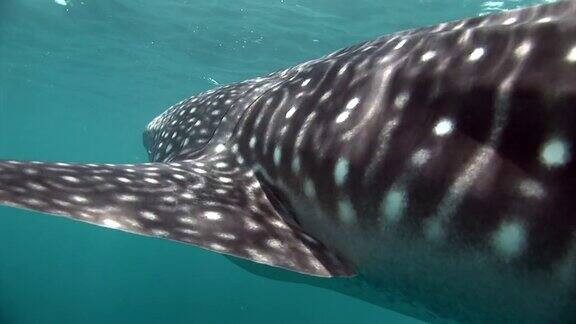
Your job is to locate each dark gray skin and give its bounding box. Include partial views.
[1,1,576,323]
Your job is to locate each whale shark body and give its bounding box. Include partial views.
[2,1,576,322]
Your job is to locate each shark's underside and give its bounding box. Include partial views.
[2,1,576,323]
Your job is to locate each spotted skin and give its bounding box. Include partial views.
[231,1,576,322]
[2,1,576,323]
[0,158,351,277]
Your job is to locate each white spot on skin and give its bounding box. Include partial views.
[273,147,282,166]
[433,118,454,136]
[346,97,360,110]
[468,47,485,61]
[249,137,257,149]
[540,138,570,167]
[144,178,159,184]
[193,168,207,174]
[53,199,72,207]
[536,17,552,24]
[62,176,80,183]
[23,198,45,206]
[394,39,407,50]
[301,79,311,87]
[285,106,296,119]
[210,243,227,251]
[421,51,436,62]
[23,168,38,175]
[151,229,169,237]
[27,182,47,191]
[567,46,576,63]
[54,0,67,6]
[173,174,186,180]
[514,41,532,58]
[267,239,283,249]
[380,189,407,223]
[491,220,526,259]
[519,179,546,199]
[217,233,236,240]
[204,211,222,221]
[338,199,356,224]
[320,91,332,102]
[309,259,325,272]
[292,156,301,174]
[218,177,232,183]
[270,219,289,229]
[77,212,94,219]
[103,219,122,229]
[424,218,444,241]
[244,219,260,231]
[502,17,517,25]
[411,149,431,166]
[304,178,316,198]
[214,144,226,153]
[394,92,409,109]
[452,22,465,30]
[336,111,350,124]
[246,248,270,263]
[214,162,228,168]
[179,217,196,225]
[140,211,158,221]
[117,177,131,183]
[117,194,139,202]
[70,195,88,203]
[334,158,349,186]
[162,196,177,203]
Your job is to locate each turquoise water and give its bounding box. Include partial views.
[0,0,554,323]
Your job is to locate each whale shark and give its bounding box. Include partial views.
[1,0,576,322]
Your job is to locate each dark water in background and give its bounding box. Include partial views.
[0,0,555,323]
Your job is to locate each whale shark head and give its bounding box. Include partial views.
[141,94,228,161]
[2,0,576,322]
[141,79,274,162]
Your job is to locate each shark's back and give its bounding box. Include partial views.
[229,1,576,322]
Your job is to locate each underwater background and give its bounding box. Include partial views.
[0,0,557,323]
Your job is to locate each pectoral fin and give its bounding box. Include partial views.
[0,157,354,277]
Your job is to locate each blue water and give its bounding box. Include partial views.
[0,0,555,323]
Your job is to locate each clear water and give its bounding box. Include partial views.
[0,0,555,323]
